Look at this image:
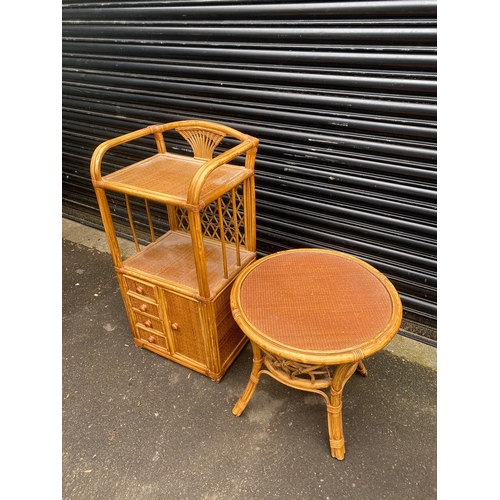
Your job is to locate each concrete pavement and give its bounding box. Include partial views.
[62,219,437,499]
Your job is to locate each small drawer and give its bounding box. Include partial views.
[133,311,164,333]
[136,325,168,349]
[124,276,157,301]
[127,294,160,317]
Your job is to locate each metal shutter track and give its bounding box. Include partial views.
[62,1,437,344]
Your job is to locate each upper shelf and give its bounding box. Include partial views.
[100,152,252,209]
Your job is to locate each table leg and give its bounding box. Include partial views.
[232,341,264,416]
[357,360,368,377]
[327,361,359,460]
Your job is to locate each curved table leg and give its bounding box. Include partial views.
[232,341,264,416]
[327,361,360,460]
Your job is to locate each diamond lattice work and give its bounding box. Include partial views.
[174,186,246,247]
[177,207,190,232]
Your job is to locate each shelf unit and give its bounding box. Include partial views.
[90,120,259,381]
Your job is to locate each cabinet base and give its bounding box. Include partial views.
[119,271,250,382]
[134,334,248,382]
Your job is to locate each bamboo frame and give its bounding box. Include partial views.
[90,120,259,381]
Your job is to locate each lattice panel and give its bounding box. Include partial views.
[174,185,246,247]
[176,207,190,232]
[264,352,335,385]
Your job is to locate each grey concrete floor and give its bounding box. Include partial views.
[62,222,437,500]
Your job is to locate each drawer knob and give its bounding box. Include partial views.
[147,335,155,343]
[139,304,148,312]
[144,320,153,328]
[136,286,144,294]
[170,322,179,331]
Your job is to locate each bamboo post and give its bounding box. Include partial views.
[327,362,359,460]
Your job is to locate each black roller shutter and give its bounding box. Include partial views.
[62,0,437,345]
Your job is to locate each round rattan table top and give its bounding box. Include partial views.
[230,248,402,365]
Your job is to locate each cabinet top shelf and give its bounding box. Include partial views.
[100,152,253,209]
[122,231,256,298]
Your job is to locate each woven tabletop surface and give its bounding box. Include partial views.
[234,249,400,357]
[103,153,248,205]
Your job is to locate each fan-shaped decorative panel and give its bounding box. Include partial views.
[177,127,226,159]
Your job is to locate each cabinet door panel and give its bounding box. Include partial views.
[162,290,206,365]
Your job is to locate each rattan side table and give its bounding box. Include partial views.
[230,248,402,460]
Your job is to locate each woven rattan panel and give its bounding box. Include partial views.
[238,252,392,351]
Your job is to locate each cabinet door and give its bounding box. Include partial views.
[161,290,207,365]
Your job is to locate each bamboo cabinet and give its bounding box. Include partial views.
[90,120,259,381]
